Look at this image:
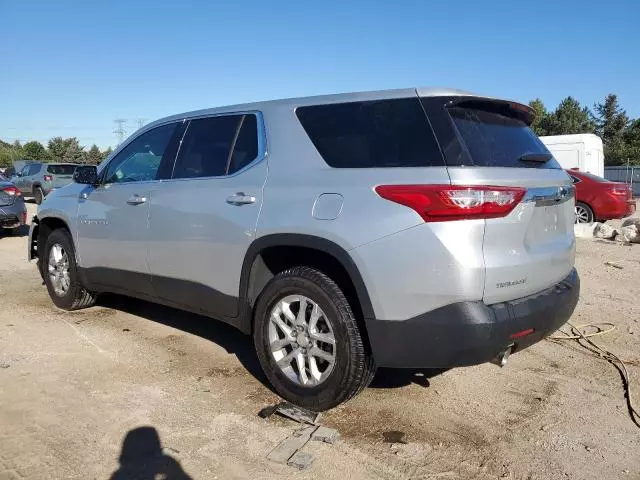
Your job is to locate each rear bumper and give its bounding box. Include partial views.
[0,204,27,229]
[594,198,636,221]
[367,269,579,368]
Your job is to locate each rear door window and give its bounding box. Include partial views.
[228,115,259,174]
[26,164,41,176]
[446,101,560,169]
[172,114,260,179]
[296,98,443,168]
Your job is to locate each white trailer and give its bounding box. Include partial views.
[539,134,604,177]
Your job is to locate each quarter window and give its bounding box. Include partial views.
[296,99,443,168]
[103,123,178,184]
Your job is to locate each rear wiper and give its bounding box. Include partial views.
[518,152,553,163]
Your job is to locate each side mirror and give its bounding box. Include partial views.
[73,165,99,185]
[16,172,22,177]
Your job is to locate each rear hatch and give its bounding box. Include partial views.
[46,164,77,188]
[421,95,575,304]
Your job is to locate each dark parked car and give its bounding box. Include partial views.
[568,169,635,223]
[0,173,27,234]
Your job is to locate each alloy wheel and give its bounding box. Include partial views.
[268,295,336,387]
[48,243,70,297]
[575,205,591,224]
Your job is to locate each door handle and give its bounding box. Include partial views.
[126,194,147,205]
[226,193,256,206]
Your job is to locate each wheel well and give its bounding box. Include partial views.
[246,245,372,353]
[575,200,595,217]
[36,217,72,265]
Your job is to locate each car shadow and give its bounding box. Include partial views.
[98,294,448,393]
[109,426,193,480]
[98,294,270,387]
[369,367,449,388]
[1,224,29,238]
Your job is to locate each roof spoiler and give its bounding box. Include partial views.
[446,97,534,126]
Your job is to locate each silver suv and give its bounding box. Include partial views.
[28,88,579,411]
[14,162,79,204]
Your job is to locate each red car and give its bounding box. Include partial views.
[568,170,635,223]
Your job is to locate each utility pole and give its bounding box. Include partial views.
[135,118,146,131]
[113,119,127,145]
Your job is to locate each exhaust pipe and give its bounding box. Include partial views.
[491,346,513,367]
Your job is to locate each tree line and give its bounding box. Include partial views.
[2,92,639,168]
[530,93,638,165]
[0,137,113,168]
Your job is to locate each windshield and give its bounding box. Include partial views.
[448,103,560,169]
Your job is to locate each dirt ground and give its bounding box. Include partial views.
[1,202,639,480]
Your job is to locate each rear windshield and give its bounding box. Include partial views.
[448,103,560,169]
[296,98,444,168]
[577,171,609,183]
[47,164,77,175]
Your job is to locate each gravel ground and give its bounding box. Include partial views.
[0,202,639,480]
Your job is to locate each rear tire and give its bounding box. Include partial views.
[253,266,376,411]
[42,229,97,310]
[34,187,44,205]
[575,202,594,224]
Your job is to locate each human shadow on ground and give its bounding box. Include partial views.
[109,426,192,480]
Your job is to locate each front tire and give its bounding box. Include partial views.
[42,229,97,310]
[575,202,594,224]
[253,266,375,411]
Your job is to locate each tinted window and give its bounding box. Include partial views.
[296,99,443,168]
[228,115,259,174]
[448,103,560,169]
[47,164,76,175]
[579,171,609,183]
[104,123,178,184]
[173,116,239,178]
[172,114,259,179]
[26,164,41,176]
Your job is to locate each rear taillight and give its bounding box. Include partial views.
[1,186,21,197]
[375,185,526,222]
[44,175,53,182]
[610,185,630,197]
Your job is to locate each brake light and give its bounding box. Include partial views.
[375,185,526,222]
[610,185,630,197]
[1,186,21,197]
[44,175,53,182]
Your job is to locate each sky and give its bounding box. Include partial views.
[1,0,639,150]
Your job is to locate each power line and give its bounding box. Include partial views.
[113,119,127,145]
